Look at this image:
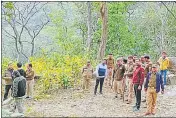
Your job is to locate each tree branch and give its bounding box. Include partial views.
[161,2,176,20]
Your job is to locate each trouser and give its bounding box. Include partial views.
[12,97,24,113]
[4,85,12,101]
[83,77,91,90]
[114,80,123,96]
[126,79,133,102]
[26,79,34,97]
[134,84,142,109]
[146,87,157,113]
[107,68,113,86]
[94,77,105,94]
[160,70,167,85]
[143,77,147,100]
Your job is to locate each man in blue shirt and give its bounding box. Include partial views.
[94,58,108,95]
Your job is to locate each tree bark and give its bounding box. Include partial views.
[87,2,92,51]
[97,2,108,60]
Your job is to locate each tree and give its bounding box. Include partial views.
[86,2,92,51]
[97,2,108,60]
[2,2,49,62]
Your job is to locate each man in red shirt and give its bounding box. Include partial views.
[132,59,145,111]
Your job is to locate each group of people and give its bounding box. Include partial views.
[2,62,35,114]
[82,51,170,116]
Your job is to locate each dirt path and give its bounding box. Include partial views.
[24,80,176,117]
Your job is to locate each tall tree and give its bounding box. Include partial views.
[87,2,92,51]
[97,2,108,60]
[2,2,49,62]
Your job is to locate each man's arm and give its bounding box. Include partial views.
[95,65,99,77]
[13,80,18,97]
[144,73,149,89]
[139,68,145,86]
[26,71,34,78]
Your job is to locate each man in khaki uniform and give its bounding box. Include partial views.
[144,64,164,116]
[106,53,115,87]
[26,64,35,99]
[113,58,126,98]
[82,61,93,90]
[2,62,14,101]
[124,56,134,104]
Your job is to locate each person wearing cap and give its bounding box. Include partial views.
[144,64,164,116]
[82,61,93,90]
[2,62,14,101]
[124,56,134,104]
[142,55,152,103]
[157,51,170,85]
[94,58,108,95]
[113,57,126,99]
[26,63,35,99]
[106,53,115,87]
[132,59,145,111]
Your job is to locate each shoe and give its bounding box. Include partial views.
[127,101,131,104]
[100,92,103,94]
[151,112,155,115]
[125,99,128,101]
[142,99,146,102]
[26,96,29,99]
[144,112,151,116]
[115,95,118,98]
[133,107,140,112]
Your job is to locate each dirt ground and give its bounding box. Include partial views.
[24,80,176,117]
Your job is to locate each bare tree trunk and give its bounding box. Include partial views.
[97,2,108,60]
[87,2,92,51]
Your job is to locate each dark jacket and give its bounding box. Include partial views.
[13,72,26,97]
[17,69,26,78]
[144,72,164,93]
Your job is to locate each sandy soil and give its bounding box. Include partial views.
[24,80,176,117]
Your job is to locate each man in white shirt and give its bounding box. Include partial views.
[94,58,108,95]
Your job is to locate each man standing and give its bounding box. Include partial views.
[106,53,115,87]
[132,59,145,111]
[142,55,152,102]
[11,71,26,114]
[94,59,108,95]
[26,64,35,99]
[17,62,26,78]
[82,61,93,90]
[157,51,170,85]
[124,56,134,104]
[113,58,126,99]
[2,62,14,101]
[144,64,164,116]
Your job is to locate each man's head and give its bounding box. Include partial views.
[87,61,91,66]
[27,63,32,70]
[12,71,21,78]
[108,53,113,59]
[128,56,133,63]
[116,58,122,65]
[135,59,141,66]
[152,64,158,72]
[144,55,150,62]
[102,58,107,65]
[162,51,167,59]
[141,56,145,63]
[123,58,128,64]
[17,62,22,68]
[8,62,13,69]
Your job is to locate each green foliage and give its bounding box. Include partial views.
[107,2,150,57]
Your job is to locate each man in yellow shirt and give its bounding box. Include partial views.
[157,51,170,85]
